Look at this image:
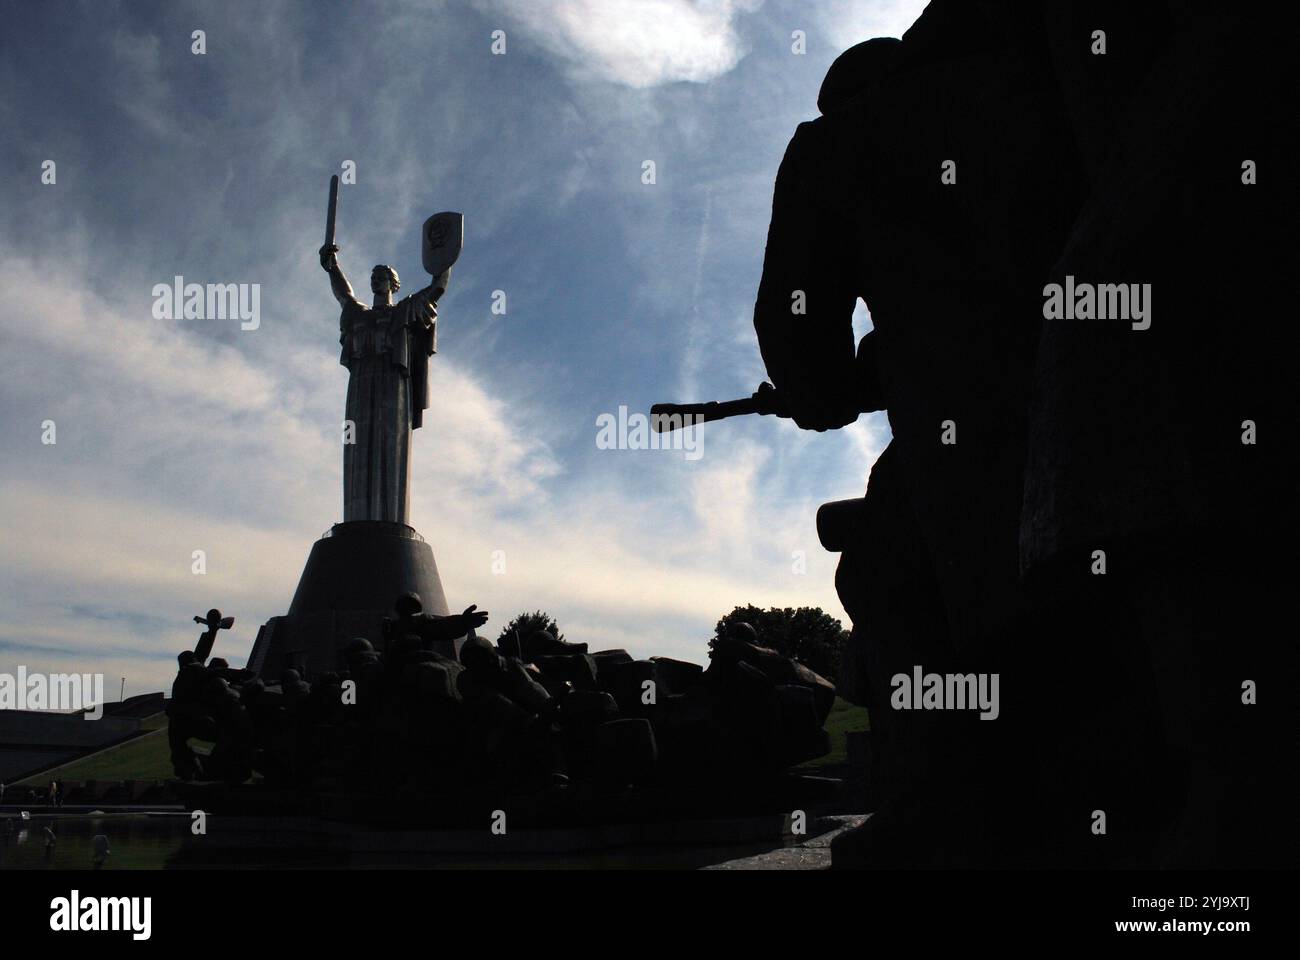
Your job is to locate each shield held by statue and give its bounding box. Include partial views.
[421,212,463,301]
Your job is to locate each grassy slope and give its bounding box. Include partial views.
[17,715,172,785]
[13,701,868,783]
[801,697,870,769]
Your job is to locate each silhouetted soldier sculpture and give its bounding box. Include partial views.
[382,591,489,661]
[729,1,1294,868]
[747,3,1082,866]
[192,608,234,664]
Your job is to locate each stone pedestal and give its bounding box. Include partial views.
[247,521,450,680]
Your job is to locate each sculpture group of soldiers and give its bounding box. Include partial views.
[167,598,838,800]
[752,2,1292,867]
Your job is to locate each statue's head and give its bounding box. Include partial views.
[712,621,760,662]
[725,621,759,645]
[394,592,423,617]
[371,265,401,296]
[344,637,374,659]
[459,635,500,673]
[817,37,902,115]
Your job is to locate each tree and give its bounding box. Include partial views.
[713,604,848,682]
[495,610,563,648]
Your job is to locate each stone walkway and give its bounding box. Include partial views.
[702,814,869,870]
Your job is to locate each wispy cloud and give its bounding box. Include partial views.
[477,0,764,87]
[109,28,174,138]
[0,0,913,696]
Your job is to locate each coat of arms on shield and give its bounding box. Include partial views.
[422,212,464,299]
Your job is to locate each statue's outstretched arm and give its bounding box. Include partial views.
[405,281,439,329]
[319,244,360,308]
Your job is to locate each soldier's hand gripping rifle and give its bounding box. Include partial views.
[650,381,790,432]
[651,330,883,433]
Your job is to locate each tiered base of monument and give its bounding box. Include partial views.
[247,521,450,680]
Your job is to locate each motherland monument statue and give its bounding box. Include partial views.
[318,172,462,524]
[245,177,469,679]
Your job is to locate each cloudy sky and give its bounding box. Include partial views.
[0,0,924,696]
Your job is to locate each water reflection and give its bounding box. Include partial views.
[2,814,185,870]
[1,813,795,869]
